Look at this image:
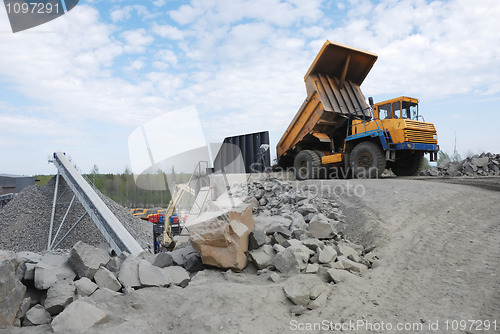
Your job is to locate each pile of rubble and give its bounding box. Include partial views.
[188,179,377,313]
[421,152,500,177]
[0,177,377,331]
[0,240,199,331]
[0,177,152,252]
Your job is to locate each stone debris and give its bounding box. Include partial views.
[0,241,194,330]
[0,177,379,328]
[422,152,500,177]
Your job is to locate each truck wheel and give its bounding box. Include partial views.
[314,151,328,179]
[349,142,386,178]
[392,152,424,176]
[294,150,321,180]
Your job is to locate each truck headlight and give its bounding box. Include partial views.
[407,143,413,149]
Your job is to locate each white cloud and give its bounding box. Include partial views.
[151,22,184,40]
[120,28,155,53]
[110,5,133,22]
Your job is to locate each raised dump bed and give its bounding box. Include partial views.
[277,41,378,165]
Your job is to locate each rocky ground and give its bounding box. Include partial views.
[1,173,499,333]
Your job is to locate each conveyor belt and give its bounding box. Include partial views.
[52,152,143,255]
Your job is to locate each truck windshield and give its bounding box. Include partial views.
[401,101,418,120]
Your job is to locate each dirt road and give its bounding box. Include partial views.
[10,178,500,334]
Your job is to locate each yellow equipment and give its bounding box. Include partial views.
[277,41,439,179]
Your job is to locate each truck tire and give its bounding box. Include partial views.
[314,151,327,179]
[349,142,386,178]
[392,152,424,176]
[294,150,321,180]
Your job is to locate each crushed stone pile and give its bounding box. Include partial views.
[190,178,377,313]
[0,176,152,253]
[421,152,500,177]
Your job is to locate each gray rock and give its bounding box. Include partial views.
[269,272,280,282]
[249,244,276,269]
[290,305,306,316]
[338,259,368,275]
[51,300,107,333]
[337,243,362,263]
[318,246,337,264]
[152,252,174,268]
[34,253,76,290]
[43,279,75,315]
[24,263,36,281]
[288,212,307,231]
[273,244,286,253]
[16,252,42,264]
[283,239,303,248]
[138,260,171,287]
[94,266,122,292]
[309,285,327,300]
[162,266,190,287]
[283,281,310,306]
[305,263,319,274]
[0,253,26,326]
[273,245,312,274]
[272,232,288,246]
[327,268,358,283]
[266,226,292,238]
[74,277,98,297]
[308,215,335,239]
[183,253,204,273]
[301,238,324,251]
[472,157,489,168]
[308,290,327,310]
[23,304,52,326]
[69,241,110,279]
[253,215,291,230]
[118,257,141,288]
[90,288,122,303]
[105,257,121,274]
[170,245,198,267]
[15,297,31,325]
[248,229,268,250]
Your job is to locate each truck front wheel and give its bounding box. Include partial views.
[349,142,386,178]
[391,152,424,176]
[294,150,321,180]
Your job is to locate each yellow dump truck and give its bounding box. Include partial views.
[277,41,439,179]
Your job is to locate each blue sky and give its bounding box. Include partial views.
[0,0,499,175]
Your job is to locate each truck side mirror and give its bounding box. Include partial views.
[368,97,374,107]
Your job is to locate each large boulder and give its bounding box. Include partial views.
[189,204,254,271]
[42,279,76,315]
[22,304,52,326]
[249,244,276,269]
[273,245,313,274]
[51,300,107,333]
[94,267,122,292]
[117,257,141,288]
[0,251,26,326]
[69,241,110,279]
[34,253,76,290]
[162,266,190,287]
[138,261,171,287]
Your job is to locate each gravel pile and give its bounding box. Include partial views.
[421,152,500,177]
[0,176,152,253]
